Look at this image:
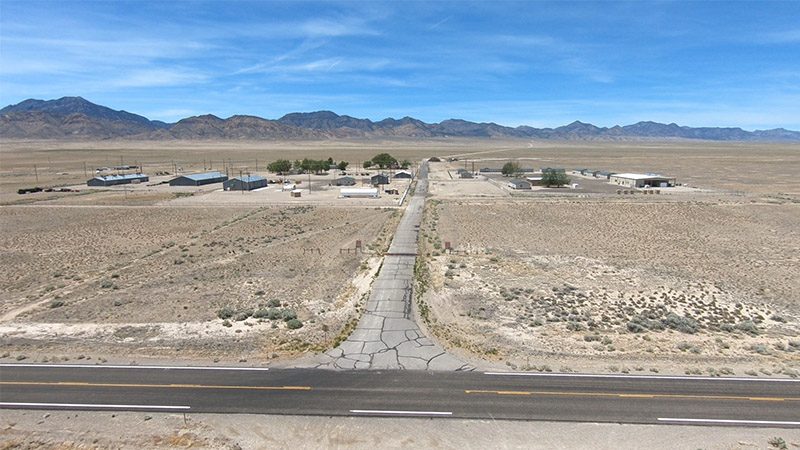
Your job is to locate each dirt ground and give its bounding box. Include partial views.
[0,203,397,363]
[1,409,798,450]
[416,185,800,375]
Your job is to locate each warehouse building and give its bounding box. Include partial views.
[332,176,356,186]
[169,171,228,186]
[393,170,413,179]
[610,173,676,188]
[223,175,267,191]
[87,173,149,187]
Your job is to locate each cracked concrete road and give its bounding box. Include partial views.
[310,162,472,371]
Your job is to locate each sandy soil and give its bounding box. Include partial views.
[415,195,800,376]
[0,204,397,363]
[2,409,798,450]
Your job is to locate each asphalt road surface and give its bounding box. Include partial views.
[2,364,798,428]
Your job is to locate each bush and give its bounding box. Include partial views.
[768,437,788,450]
[267,299,281,307]
[282,309,298,321]
[217,306,236,320]
[663,313,698,334]
[735,320,760,335]
[49,300,65,308]
[100,280,114,289]
[286,318,303,330]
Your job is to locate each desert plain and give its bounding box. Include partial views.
[0,138,798,377]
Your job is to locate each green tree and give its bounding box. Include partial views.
[542,170,570,187]
[336,160,349,171]
[363,160,374,169]
[400,159,411,169]
[292,159,303,173]
[267,159,292,174]
[501,161,521,177]
[371,153,397,169]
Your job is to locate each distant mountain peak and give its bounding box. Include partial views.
[2,97,799,142]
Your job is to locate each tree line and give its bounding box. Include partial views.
[267,153,411,174]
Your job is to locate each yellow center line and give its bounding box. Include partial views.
[464,389,795,402]
[0,381,311,391]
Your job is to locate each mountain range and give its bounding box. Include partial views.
[2,96,798,142]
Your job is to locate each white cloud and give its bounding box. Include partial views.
[111,69,208,88]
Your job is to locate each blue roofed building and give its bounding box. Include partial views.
[223,175,268,191]
[169,171,228,186]
[87,173,149,187]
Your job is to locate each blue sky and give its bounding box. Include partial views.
[1,0,799,129]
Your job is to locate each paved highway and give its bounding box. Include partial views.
[1,364,798,427]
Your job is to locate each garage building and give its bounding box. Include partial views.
[223,175,267,191]
[610,173,676,188]
[169,171,228,186]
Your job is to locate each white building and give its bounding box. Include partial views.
[609,173,676,188]
[340,187,379,198]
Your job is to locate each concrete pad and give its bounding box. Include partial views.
[348,328,382,342]
[396,340,445,361]
[427,352,467,371]
[357,314,385,330]
[383,317,418,331]
[380,330,409,348]
[361,340,389,354]
[374,301,406,313]
[371,349,400,370]
[398,356,429,370]
[337,340,364,355]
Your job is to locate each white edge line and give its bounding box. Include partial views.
[484,372,799,383]
[658,417,800,426]
[0,363,269,371]
[350,410,452,416]
[0,402,190,410]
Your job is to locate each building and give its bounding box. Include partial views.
[290,189,302,197]
[610,173,676,188]
[507,179,532,190]
[223,175,267,191]
[87,173,149,187]
[459,170,474,179]
[596,171,615,180]
[340,187,379,198]
[525,176,544,186]
[541,167,566,174]
[332,176,356,186]
[394,170,413,179]
[169,171,228,186]
[370,174,390,185]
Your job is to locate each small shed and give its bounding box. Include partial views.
[223,175,267,191]
[394,170,412,179]
[371,174,390,185]
[87,173,149,187]
[169,171,228,186]
[508,179,532,190]
[332,176,356,186]
[290,189,302,197]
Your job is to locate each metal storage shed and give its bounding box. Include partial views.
[87,174,149,187]
[223,175,267,191]
[169,171,228,186]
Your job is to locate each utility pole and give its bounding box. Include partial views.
[240,169,244,195]
[33,164,38,184]
[83,162,87,178]
[308,171,311,194]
